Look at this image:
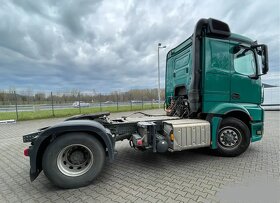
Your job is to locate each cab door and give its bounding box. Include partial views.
[230,44,261,104]
[203,38,231,103]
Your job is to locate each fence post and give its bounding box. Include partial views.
[78,92,81,114]
[99,94,102,112]
[51,92,55,117]
[130,95,132,110]
[14,91,18,120]
[117,93,119,111]
[142,96,144,110]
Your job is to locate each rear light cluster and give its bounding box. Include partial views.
[136,139,143,146]
[24,148,29,156]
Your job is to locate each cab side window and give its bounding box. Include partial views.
[234,49,256,76]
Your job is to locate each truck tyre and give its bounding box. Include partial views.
[42,132,105,189]
[216,117,250,157]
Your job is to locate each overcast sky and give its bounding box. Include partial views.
[0,0,279,93]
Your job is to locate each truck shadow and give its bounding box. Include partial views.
[99,146,223,179]
[123,146,215,162]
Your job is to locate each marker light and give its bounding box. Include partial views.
[256,130,262,135]
[170,132,174,142]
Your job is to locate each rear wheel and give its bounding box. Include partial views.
[42,133,105,188]
[216,117,250,157]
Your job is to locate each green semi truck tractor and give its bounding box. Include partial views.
[23,18,268,189]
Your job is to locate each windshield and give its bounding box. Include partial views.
[233,48,256,76]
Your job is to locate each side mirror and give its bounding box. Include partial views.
[262,45,269,74]
[252,44,269,75]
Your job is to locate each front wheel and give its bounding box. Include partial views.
[216,117,250,157]
[42,133,105,188]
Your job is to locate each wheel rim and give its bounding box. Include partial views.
[57,144,94,177]
[218,127,241,148]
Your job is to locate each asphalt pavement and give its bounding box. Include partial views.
[0,110,279,202]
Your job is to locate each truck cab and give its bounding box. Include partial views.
[165,18,268,151]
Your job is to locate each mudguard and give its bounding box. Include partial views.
[28,119,115,181]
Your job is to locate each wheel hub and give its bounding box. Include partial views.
[219,128,240,148]
[57,144,94,177]
[68,150,86,165]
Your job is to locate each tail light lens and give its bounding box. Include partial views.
[24,148,29,156]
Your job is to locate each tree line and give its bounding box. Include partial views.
[0,88,165,105]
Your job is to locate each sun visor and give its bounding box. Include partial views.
[207,18,231,37]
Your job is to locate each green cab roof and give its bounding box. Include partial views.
[230,33,254,43]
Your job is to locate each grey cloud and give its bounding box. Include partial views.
[0,0,279,92]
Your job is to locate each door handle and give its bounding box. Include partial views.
[231,93,240,99]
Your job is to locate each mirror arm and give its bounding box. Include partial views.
[248,75,259,80]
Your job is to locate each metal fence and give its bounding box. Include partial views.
[262,87,280,111]
[1,88,279,121]
[0,90,164,121]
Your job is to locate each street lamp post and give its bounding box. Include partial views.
[157,43,166,109]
